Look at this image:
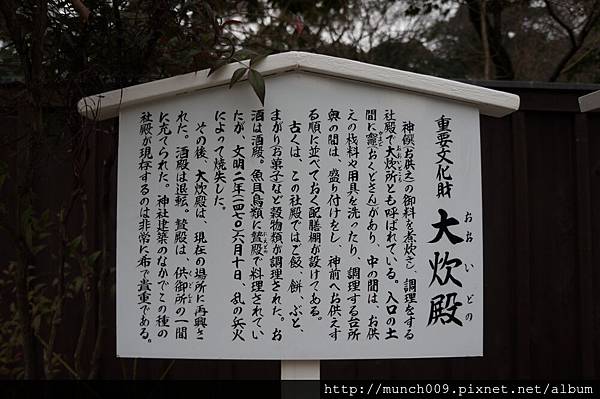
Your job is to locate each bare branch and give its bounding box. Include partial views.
[544,0,577,48]
[465,0,514,79]
[69,0,91,23]
[561,39,600,74]
[481,0,491,79]
[35,332,80,379]
[545,0,600,80]
[577,1,600,45]
[160,360,176,380]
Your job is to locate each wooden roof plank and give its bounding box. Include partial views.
[78,51,520,120]
[579,89,600,112]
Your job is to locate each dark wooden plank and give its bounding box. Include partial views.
[511,111,531,378]
[475,115,516,378]
[574,114,595,378]
[588,113,600,380]
[526,111,578,378]
[503,91,589,113]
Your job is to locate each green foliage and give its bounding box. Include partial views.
[229,67,247,88]
[0,163,104,378]
[247,69,265,105]
[220,50,270,105]
[0,161,8,190]
[0,263,23,378]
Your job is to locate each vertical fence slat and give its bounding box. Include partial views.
[574,113,595,378]
[511,111,531,378]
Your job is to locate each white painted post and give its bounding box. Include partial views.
[280,360,320,380]
[281,360,320,399]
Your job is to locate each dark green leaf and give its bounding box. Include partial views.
[234,49,258,61]
[208,59,227,76]
[202,2,216,22]
[32,315,41,332]
[188,48,207,58]
[67,235,83,252]
[250,51,271,68]
[88,250,102,265]
[248,69,265,106]
[32,244,47,255]
[0,161,8,189]
[221,19,241,27]
[229,67,247,88]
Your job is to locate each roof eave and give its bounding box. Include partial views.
[78,51,520,121]
[579,89,600,112]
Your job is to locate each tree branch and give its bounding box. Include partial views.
[35,332,80,379]
[69,0,91,23]
[88,133,117,379]
[480,0,491,79]
[544,0,577,48]
[561,40,600,75]
[465,0,514,79]
[545,0,600,81]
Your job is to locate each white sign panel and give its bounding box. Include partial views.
[116,72,483,359]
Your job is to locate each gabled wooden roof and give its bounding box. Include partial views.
[78,51,520,120]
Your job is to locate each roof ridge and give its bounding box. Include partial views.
[78,51,519,120]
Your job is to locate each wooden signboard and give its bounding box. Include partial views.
[78,52,519,367]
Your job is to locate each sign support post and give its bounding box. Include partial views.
[281,360,320,399]
[281,360,320,380]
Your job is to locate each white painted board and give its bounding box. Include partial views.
[579,89,600,112]
[117,72,483,359]
[78,51,520,120]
